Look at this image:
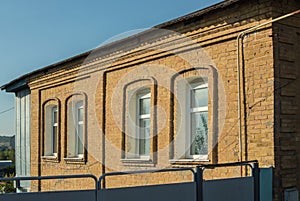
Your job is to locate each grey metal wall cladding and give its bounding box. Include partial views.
[15,88,31,192]
[203,177,254,201]
[99,182,196,201]
[1,190,96,201]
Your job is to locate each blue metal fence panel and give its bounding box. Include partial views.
[203,177,254,201]
[99,182,196,201]
[260,168,273,201]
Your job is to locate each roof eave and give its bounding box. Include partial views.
[1,79,28,93]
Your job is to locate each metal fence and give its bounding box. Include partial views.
[0,161,261,201]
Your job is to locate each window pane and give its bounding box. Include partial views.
[52,106,58,154]
[77,124,84,155]
[191,87,208,108]
[78,107,84,122]
[139,97,150,115]
[190,112,208,155]
[53,108,58,123]
[52,125,57,154]
[139,118,150,156]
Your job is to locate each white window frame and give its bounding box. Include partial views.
[43,103,60,159]
[65,99,85,160]
[186,82,208,159]
[174,76,209,161]
[51,106,58,157]
[75,101,84,158]
[124,86,154,162]
[136,91,151,160]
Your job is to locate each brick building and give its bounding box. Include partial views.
[1,0,300,200]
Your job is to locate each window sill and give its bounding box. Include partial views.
[169,159,210,165]
[121,158,156,167]
[42,156,59,163]
[64,157,86,164]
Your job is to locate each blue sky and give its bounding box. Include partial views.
[0,0,222,136]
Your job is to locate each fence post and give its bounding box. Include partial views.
[252,162,260,201]
[196,166,203,201]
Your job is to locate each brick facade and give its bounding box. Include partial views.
[3,0,300,200]
[272,1,300,200]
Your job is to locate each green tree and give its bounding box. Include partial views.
[0,173,16,194]
[0,146,16,193]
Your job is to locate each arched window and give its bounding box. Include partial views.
[65,94,87,161]
[175,76,210,160]
[43,99,60,159]
[126,88,151,160]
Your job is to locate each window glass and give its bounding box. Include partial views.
[53,108,58,124]
[52,125,58,154]
[76,101,84,156]
[137,90,151,157]
[189,78,208,157]
[139,97,150,115]
[52,106,58,155]
[139,118,150,156]
[190,112,208,155]
[191,87,208,108]
[77,124,84,155]
[78,106,84,122]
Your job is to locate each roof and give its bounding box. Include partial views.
[1,0,242,92]
[1,51,92,92]
[155,0,241,28]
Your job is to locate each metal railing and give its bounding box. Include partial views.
[99,167,196,189]
[0,174,98,189]
[195,160,260,201]
[0,161,260,201]
[0,174,99,200]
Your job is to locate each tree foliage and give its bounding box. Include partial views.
[0,142,16,193]
[0,173,15,194]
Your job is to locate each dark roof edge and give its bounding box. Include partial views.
[2,79,28,93]
[155,0,241,28]
[1,0,241,92]
[1,50,92,92]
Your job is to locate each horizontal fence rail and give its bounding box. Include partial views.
[0,174,99,201]
[99,167,196,189]
[198,160,258,170]
[0,174,99,191]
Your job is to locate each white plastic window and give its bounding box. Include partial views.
[51,106,58,156]
[189,82,208,158]
[137,91,151,158]
[75,101,84,157]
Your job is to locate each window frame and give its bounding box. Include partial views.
[136,90,151,159]
[172,71,215,163]
[51,106,58,157]
[186,81,208,160]
[121,79,158,166]
[170,67,219,165]
[64,93,87,164]
[75,101,84,158]
[42,99,61,162]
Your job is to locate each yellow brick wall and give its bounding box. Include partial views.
[272,0,300,200]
